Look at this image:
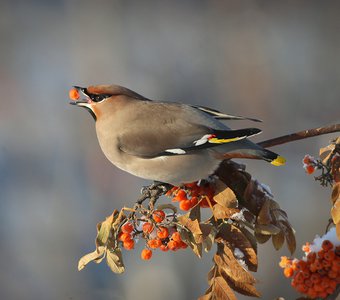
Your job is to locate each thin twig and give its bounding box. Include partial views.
[258,124,340,148]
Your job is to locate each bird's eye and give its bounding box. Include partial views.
[89,94,111,102]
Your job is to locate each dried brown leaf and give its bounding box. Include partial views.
[220,270,261,297]
[197,292,213,300]
[78,246,106,271]
[332,183,340,205]
[189,204,201,222]
[195,223,213,244]
[207,265,217,285]
[243,180,255,202]
[179,229,203,258]
[213,180,238,208]
[255,223,281,235]
[96,213,115,247]
[203,236,214,253]
[280,220,296,254]
[254,232,271,244]
[320,143,335,165]
[272,230,285,250]
[336,222,340,240]
[271,208,288,221]
[178,215,202,236]
[106,248,125,274]
[257,199,273,225]
[331,198,340,225]
[215,243,256,284]
[111,209,126,230]
[213,276,238,300]
[212,204,240,220]
[239,227,257,255]
[203,226,218,253]
[216,224,258,272]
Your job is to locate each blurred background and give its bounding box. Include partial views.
[1,1,339,299]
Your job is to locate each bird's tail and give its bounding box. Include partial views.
[259,149,286,166]
[216,139,286,166]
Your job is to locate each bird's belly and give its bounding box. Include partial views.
[113,151,221,186]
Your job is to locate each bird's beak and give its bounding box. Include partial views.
[69,86,92,107]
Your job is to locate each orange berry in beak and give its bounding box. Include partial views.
[69,88,80,101]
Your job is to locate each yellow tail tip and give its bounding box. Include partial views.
[271,156,286,166]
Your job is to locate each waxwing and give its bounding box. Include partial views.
[69,84,285,185]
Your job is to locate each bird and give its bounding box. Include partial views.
[69,84,285,186]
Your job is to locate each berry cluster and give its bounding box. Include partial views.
[303,154,318,175]
[280,229,340,299]
[117,209,188,261]
[166,181,216,211]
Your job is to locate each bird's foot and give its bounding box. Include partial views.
[138,181,173,209]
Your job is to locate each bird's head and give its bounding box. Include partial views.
[69,84,148,120]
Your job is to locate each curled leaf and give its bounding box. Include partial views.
[78,246,106,271]
[106,248,125,274]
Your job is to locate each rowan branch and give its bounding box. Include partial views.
[258,123,340,148]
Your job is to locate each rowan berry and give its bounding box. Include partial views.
[147,238,162,249]
[305,165,315,175]
[142,222,154,234]
[167,240,179,251]
[157,227,169,239]
[178,241,188,249]
[141,249,152,260]
[283,267,294,278]
[171,231,182,242]
[174,189,187,201]
[321,240,334,251]
[303,155,313,164]
[69,88,80,100]
[123,239,134,250]
[152,210,165,223]
[307,252,316,263]
[121,222,134,233]
[324,250,335,261]
[179,199,192,211]
[159,244,169,252]
[119,232,132,242]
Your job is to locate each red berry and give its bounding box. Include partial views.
[305,165,315,175]
[171,231,182,242]
[69,88,80,101]
[152,210,165,223]
[121,222,134,233]
[147,239,162,249]
[179,199,192,211]
[167,240,179,251]
[142,222,154,234]
[123,239,134,250]
[160,244,169,252]
[157,227,169,239]
[141,249,152,260]
[119,233,132,242]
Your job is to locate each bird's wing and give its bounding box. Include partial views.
[190,105,262,122]
[117,102,262,158]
